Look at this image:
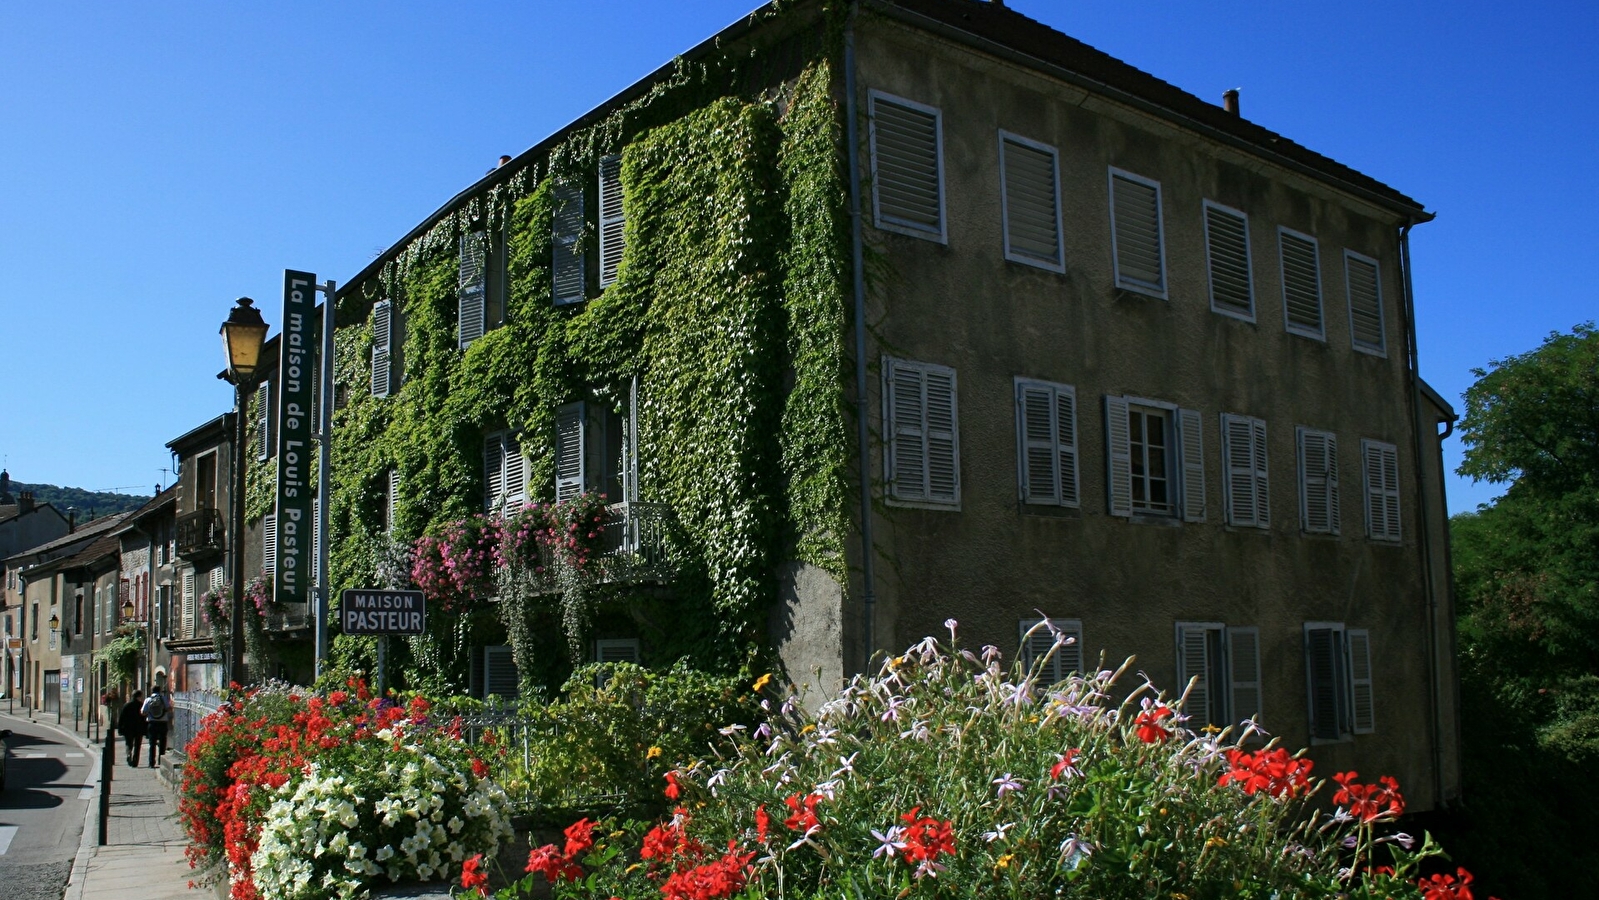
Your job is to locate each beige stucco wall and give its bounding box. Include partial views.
[845,15,1453,809]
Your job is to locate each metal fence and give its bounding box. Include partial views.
[170,689,225,754]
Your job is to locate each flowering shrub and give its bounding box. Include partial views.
[243,571,277,617]
[497,492,613,574]
[460,623,1485,899]
[411,515,502,610]
[179,681,510,900]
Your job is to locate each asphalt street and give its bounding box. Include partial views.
[0,713,93,900]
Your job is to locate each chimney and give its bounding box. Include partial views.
[1222,89,1240,116]
[18,490,34,513]
[67,507,77,532]
[498,155,512,168]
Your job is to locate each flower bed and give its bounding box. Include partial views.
[459,622,1488,900]
[179,681,511,900]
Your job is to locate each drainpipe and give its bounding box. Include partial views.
[1399,219,1447,808]
[844,4,878,669]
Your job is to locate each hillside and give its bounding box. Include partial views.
[9,481,151,519]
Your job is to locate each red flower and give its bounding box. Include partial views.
[754,805,770,843]
[1217,747,1314,799]
[563,817,595,860]
[1418,867,1476,900]
[783,793,823,833]
[1332,771,1406,823]
[1051,748,1081,780]
[658,843,755,900]
[1134,705,1172,743]
[526,843,583,882]
[665,771,682,800]
[471,757,489,779]
[897,807,956,876]
[460,854,488,892]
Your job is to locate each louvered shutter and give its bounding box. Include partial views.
[1000,133,1062,268]
[387,468,400,534]
[1251,418,1270,527]
[924,368,959,503]
[1178,408,1205,523]
[311,498,321,569]
[483,433,506,509]
[182,571,195,637]
[869,92,944,240]
[1298,428,1339,534]
[256,381,272,461]
[1056,388,1079,507]
[1345,252,1385,354]
[1017,381,1058,504]
[552,181,585,305]
[1279,229,1323,337]
[886,359,926,501]
[1363,440,1401,541]
[1305,625,1344,741]
[371,300,393,397]
[1109,169,1166,295]
[598,154,625,288]
[1175,622,1215,727]
[262,513,277,578]
[1019,618,1082,683]
[1223,414,1258,527]
[595,638,641,664]
[555,403,586,502]
[211,566,225,591]
[482,645,519,699]
[1204,202,1253,318]
[1105,395,1133,517]
[1227,626,1262,731]
[459,231,487,348]
[1347,629,1375,733]
[503,434,526,506]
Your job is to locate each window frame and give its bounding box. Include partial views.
[1107,167,1169,299]
[868,90,948,244]
[1343,249,1387,357]
[1278,226,1326,341]
[998,130,1065,272]
[1126,398,1176,517]
[1202,200,1255,322]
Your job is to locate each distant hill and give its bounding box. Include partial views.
[10,482,151,520]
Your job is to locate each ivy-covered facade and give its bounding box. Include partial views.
[295,0,1458,810]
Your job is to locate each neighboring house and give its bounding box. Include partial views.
[321,0,1459,810]
[165,415,234,691]
[21,530,124,725]
[0,472,73,698]
[115,486,177,692]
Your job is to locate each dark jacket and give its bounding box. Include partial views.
[118,701,147,737]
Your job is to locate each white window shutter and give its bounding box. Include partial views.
[482,645,519,699]
[1223,414,1258,527]
[211,566,225,592]
[1305,625,1344,741]
[1347,628,1375,734]
[1000,133,1062,268]
[1019,618,1082,683]
[503,434,526,506]
[1226,626,1262,730]
[256,382,272,461]
[1017,382,1059,504]
[1105,395,1132,517]
[594,638,641,664]
[371,300,393,398]
[1178,407,1205,523]
[1344,252,1385,354]
[552,180,585,305]
[1279,229,1323,338]
[1251,417,1270,528]
[1056,387,1079,508]
[262,513,277,578]
[869,92,945,240]
[1109,169,1166,295]
[1298,428,1339,534]
[483,433,506,509]
[924,368,959,504]
[182,570,195,637]
[1204,202,1253,319]
[555,403,587,502]
[598,155,625,288]
[387,468,400,534]
[885,359,925,501]
[1363,440,1402,542]
[1175,622,1213,726]
[1381,444,1401,541]
[459,231,487,348]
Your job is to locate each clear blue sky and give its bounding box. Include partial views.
[1,1,1593,513]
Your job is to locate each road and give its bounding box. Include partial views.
[0,713,94,900]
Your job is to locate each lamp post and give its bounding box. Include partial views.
[220,297,268,688]
[48,613,61,723]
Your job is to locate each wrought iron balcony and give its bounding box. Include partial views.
[175,507,226,559]
[264,605,312,633]
[592,501,673,582]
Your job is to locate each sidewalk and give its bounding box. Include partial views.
[65,754,206,900]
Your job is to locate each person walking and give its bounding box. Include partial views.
[118,690,146,766]
[141,684,171,767]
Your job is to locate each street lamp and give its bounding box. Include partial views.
[220,297,268,688]
[48,613,60,632]
[121,597,135,623]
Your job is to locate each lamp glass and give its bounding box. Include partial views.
[48,613,60,630]
[122,599,135,620]
[221,298,269,383]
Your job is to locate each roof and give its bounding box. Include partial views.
[5,512,131,566]
[166,413,233,456]
[26,529,122,578]
[338,0,1428,299]
[1418,378,1458,423]
[115,485,178,534]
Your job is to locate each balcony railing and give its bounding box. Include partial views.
[265,605,312,633]
[520,502,674,592]
[175,508,225,559]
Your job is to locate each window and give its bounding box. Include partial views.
[869,91,946,242]
[1279,228,1324,339]
[1203,201,1253,320]
[256,381,274,460]
[1175,622,1262,731]
[483,431,528,510]
[158,584,172,639]
[481,645,519,700]
[1105,396,1203,521]
[999,132,1063,270]
[1019,618,1083,684]
[554,402,625,503]
[1344,251,1385,355]
[1297,427,1340,535]
[1108,168,1167,298]
[1014,378,1079,507]
[385,468,400,535]
[599,154,625,288]
[555,402,586,503]
[595,638,641,664]
[1362,439,1401,542]
[553,180,585,305]
[74,593,83,636]
[1304,622,1374,741]
[31,602,38,640]
[883,357,959,507]
[371,299,395,397]
[210,566,225,592]
[459,230,487,348]
[263,514,277,577]
[1221,414,1270,529]
[182,571,196,637]
[487,221,509,329]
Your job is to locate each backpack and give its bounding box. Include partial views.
[143,692,167,720]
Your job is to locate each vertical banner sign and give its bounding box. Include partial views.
[275,270,317,607]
